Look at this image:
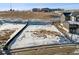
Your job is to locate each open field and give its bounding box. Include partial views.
[0,11,61,20]
[0,11,79,55]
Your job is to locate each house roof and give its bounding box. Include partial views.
[63,12,71,16]
[72,12,79,16]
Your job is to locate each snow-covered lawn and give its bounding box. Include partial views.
[9,25,71,49]
[0,23,25,41]
[0,23,25,31]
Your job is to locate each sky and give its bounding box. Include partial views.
[0,3,79,10]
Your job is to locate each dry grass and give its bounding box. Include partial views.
[12,46,76,55]
[54,23,67,33]
[0,29,15,44]
[0,11,60,20]
[32,29,62,38]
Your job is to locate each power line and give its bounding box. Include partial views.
[10,3,12,9]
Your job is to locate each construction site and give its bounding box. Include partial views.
[0,3,79,55]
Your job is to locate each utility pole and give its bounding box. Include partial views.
[10,3,12,11]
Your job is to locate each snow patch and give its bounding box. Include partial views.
[9,25,70,49]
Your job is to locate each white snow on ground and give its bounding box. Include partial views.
[69,34,79,43]
[5,23,26,45]
[25,25,60,32]
[0,23,25,39]
[9,25,71,49]
[0,23,25,31]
